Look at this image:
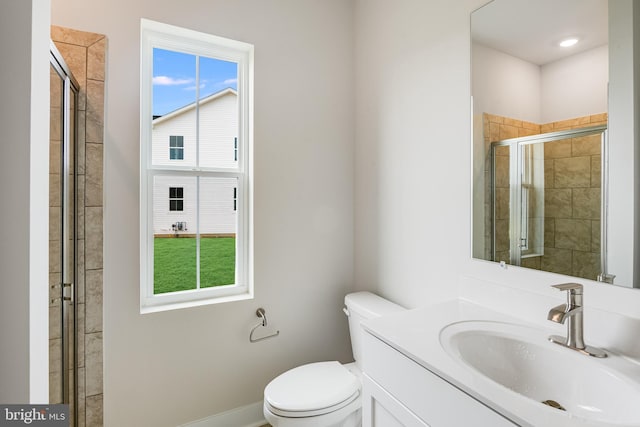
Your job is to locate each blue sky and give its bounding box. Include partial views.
[153,48,238,116]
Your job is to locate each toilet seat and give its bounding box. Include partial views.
[264,361,360,418]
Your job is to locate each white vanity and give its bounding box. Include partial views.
[360,299,640,427]
[362,325,516,426]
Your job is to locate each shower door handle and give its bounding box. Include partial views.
[50,283,73,304]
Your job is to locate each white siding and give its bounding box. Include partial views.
[199,92,238,169]
[153,175,237,235]
[152,90,238,169]
[153,114,196,166]
[200,177,237,234]
[152,89,238,236]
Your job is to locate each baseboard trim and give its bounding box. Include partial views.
[180,401,266,427]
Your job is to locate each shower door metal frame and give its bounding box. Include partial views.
[490,125,608,274]
[50,40,79,421]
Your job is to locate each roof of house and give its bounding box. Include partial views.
[152,87,237,125]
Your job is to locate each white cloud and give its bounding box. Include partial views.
[223,78,238,85]
[184,83,206,91]
[153,76,193,86]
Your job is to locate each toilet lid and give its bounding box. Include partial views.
[264,361,360,413]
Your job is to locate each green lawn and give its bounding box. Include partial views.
[154,237,236,294]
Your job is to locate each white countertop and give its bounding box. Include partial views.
[362,298,640,427]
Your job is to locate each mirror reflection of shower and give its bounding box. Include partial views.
[49,41,79,425]
[487,119,608,282]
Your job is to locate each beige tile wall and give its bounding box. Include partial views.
[483,113,607,280]
[541,127,603,279]
[52,26,105,427]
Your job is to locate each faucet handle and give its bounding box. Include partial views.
[551,283,583,294]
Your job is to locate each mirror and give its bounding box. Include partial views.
[487,124,606,276]
[472,0,639,288]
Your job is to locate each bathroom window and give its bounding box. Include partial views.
[140,19,254,312]
[169,136,184,160]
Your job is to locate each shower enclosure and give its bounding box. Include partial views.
[49,41,79,425]
[489,125,608,281]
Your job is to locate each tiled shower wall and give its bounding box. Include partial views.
[52,26,105,427]
[482,114,541,262]
[483,113,607,280]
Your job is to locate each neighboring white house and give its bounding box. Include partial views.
[152,88,238,236]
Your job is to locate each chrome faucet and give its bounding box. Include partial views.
[547,283,607,358]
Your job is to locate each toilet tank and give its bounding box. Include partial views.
[344,292,405,367]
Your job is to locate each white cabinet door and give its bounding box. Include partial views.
[362,374,429,427]
[363,332,517,427]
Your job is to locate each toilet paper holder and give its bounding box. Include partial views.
[249,308,280,343]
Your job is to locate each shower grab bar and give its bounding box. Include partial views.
[249,308,280,343]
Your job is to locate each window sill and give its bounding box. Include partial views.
[140,290,253,314]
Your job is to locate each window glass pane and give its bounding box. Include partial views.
[169,148,182,160]
[141,20,253,309]
[198,56,239,169]
[199,177,238,287]
[169,136,184,160]
[152,48,196,167]
[153,176,196,293]
[169,135,184,148]
[169,199,183,211]
[169,186,184,211]
[154,236,197,294]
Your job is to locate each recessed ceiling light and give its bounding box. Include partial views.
[559,38,579,47]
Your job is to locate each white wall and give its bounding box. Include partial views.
[472,42,541,123]
[354,0,488,307]
[51,0,355,425]
[541,45,608,123]
[472,42,608,125]
[0,0,50,404]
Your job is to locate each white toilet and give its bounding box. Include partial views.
[263,292,405,427]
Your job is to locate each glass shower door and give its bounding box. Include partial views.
[49,49,78,425]
[490,127,606,280]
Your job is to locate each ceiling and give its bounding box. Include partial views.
[471,0,608,66]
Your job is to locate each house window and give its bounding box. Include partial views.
[169,136,184,160]
[234,137,238,162]
[233,187,237,211]
[140,19,254,312]
[169,187,183,211]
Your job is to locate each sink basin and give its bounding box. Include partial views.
[440,321,640,425]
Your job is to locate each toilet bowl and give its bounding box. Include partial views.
[263,292,404,427]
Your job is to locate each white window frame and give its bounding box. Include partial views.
[140,19,254,313]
